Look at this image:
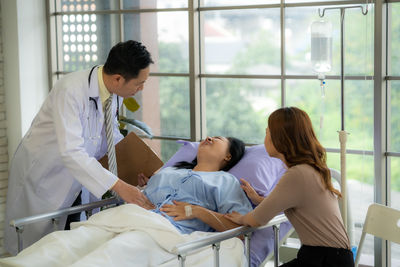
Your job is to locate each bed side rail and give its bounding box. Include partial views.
[174,214,288,267]
[10,197,122,252]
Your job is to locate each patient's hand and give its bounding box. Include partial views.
[137,173,150,187]
[240,178,264,205]
[160,200,194,220]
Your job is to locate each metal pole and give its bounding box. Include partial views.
[340,8,345,132]
[178,255,186,267]
[273,225,280,267]
[373,0,388,265]
[338,7,348,231]
[244,233,252,267]
[212,243,220,267]
[52,218,60,232]
[16,227,24,253]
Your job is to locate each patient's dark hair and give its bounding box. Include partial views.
[174,137,245,171]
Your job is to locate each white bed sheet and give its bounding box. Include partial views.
[0,204,246,267]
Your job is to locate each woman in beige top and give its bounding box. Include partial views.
[225,107,354,267]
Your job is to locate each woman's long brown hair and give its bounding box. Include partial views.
[268,107,342,198]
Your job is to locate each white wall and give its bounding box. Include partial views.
[0,0,49,255]
[2,0,49,155]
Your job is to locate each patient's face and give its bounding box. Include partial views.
[197,136,231,168]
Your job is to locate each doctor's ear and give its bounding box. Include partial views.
[111,74,124,84]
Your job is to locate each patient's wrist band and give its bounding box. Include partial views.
[185,205,192,217]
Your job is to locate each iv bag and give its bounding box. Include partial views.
[311,20,332,73]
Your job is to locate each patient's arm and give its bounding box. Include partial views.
[193,205,240,232]
[161,200,240,232]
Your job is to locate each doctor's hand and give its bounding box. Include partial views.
[160,200,195,221]
[240,178,264,206]
[111,179,155,210]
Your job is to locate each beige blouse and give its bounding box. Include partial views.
[252,164,350,249]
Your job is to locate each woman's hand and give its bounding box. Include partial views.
[160,200,195,221]
[224,211,245,225]
[225,211,260,227]
[137,173,150,187]
[240,178,264,205]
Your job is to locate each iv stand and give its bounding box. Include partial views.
[318,5,368,238]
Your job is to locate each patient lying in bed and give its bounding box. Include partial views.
[141,136,253,234]
[0,136,253,267]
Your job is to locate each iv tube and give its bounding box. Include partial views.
[318,73,326,98]
[311,19,332,130]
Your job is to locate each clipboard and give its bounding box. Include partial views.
[99,132,164,186]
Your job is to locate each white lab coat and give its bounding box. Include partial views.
[4,67,123,255]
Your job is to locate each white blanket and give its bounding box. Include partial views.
[0,204,246,267]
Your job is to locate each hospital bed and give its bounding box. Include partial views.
[9,197,288,267]
[5,141,292,267]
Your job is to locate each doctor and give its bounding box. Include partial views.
[4,40,154,255]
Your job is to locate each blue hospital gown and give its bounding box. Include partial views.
[143,167,253,234]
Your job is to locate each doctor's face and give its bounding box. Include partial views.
[114,67,150,98]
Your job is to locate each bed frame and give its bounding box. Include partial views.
[9,197,288,267]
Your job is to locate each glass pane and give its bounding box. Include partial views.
[59,14,120,72]
[128,76,190,138]
[390,157,400,210]
[344,6,374,76]
[205,78,281,144]
[124,12,189,74]
[203,8,280,75]
[123,0,187,9]
[392,243,400,267]
[327,152,374,266]
[142,138,183,163]
[343,80,374,151]
[57,0,119,12]
[202,0,279,6]
[285,7,340,75]
[390,156,400,266]
[286,79,373,151]
[285,79,341,148]
[390,3,400,76]
[390,81,400,152]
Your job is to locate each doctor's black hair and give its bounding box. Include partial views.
[174,137,245,172]
[103,40,153,80]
